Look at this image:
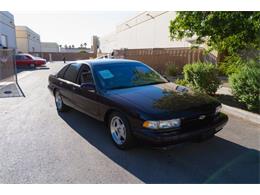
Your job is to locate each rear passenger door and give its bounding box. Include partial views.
[58,63,81,107]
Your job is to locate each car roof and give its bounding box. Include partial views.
[16,53,32,56]
[75,59,141,67]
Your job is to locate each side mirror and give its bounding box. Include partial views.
[80,83,96,91]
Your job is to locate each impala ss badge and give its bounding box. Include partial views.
[199,115,206,120]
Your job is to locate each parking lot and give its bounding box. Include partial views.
[0,62,259,183]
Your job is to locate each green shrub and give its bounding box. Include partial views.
[165,63,181,77]
[79,50,87,53]
[174,78,189,87]
[183,62,220,95]
[218,55,244,76]
[229,64,260,111]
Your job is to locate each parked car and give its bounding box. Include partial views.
[15,53,46,68]
[48,59,228,150]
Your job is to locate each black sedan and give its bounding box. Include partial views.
[48,59,228,149]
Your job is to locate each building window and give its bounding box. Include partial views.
[1,34,8,48]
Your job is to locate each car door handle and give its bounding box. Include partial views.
[59,81,63,85]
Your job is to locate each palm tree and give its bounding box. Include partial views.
[80,44,83,48]
[84,43,87,48]
[72,45,75,48]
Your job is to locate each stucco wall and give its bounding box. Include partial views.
[100,11,191,53]
[41,42,59,52]
[0,11,16,49]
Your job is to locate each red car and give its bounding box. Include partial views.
[15,54,46,68]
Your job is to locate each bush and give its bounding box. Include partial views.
[79,50,87,53]
[229,64,260,111]
[165,63,181,77]
[218,55,244,76]
[174,78,189,87]
[183,62,220,95]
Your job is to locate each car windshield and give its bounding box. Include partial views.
[93,62,168,90]
[27,54,36,59]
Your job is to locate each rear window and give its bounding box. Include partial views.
[63,63,81,83]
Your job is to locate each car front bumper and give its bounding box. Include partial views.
[133,113,228,146]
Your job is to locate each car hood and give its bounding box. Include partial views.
[106,82,220,120]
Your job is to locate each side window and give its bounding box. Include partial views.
[57,65,69,78]
[63,63,81,83]
[78,64,94,85]
[24,55,32,60]
[15,55,21,60]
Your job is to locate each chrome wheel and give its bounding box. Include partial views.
[55,93,62,110]
[110,116,126,145]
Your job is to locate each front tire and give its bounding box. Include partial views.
[108,112,136,150]
[55,91,69,112]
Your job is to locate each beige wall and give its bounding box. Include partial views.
[16,26,41,53]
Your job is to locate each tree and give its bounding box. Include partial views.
[169,12,260,56]
[80,44,83,48]
[84,43,87,48]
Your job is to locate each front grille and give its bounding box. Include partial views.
[181,113,215,130]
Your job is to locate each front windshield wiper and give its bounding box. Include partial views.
[136,81,167,87]
[108,85,133,90]
[108,81,167,90]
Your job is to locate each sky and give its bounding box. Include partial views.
[12,11,139,48]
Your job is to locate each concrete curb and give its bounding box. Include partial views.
[222,104,260,125]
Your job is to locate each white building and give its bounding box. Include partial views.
[41,42,59,52]
[16,26,41,53]
[99,11,192,53]
[0,11,16,49]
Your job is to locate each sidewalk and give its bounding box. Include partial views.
[217,86,260,125]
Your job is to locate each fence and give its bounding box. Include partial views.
[0,49,16,82]
[30,52,97,61]
[114,47,217,73]
[0,49,23,97]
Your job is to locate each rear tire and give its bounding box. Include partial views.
[29,64,35,69]
[55,91,69,112]
[108,112,136,150]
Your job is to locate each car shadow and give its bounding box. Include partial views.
[58,109,260,184]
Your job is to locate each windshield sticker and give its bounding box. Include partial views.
[98,70,114,79]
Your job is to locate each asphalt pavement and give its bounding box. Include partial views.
[0,62,259,183]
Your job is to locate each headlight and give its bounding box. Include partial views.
[215,105,222,114]
[143,119,181,129]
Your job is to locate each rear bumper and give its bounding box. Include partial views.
[133,113,228,146]
[35,61,46,66]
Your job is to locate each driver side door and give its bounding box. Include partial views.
[73,64,100,119]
